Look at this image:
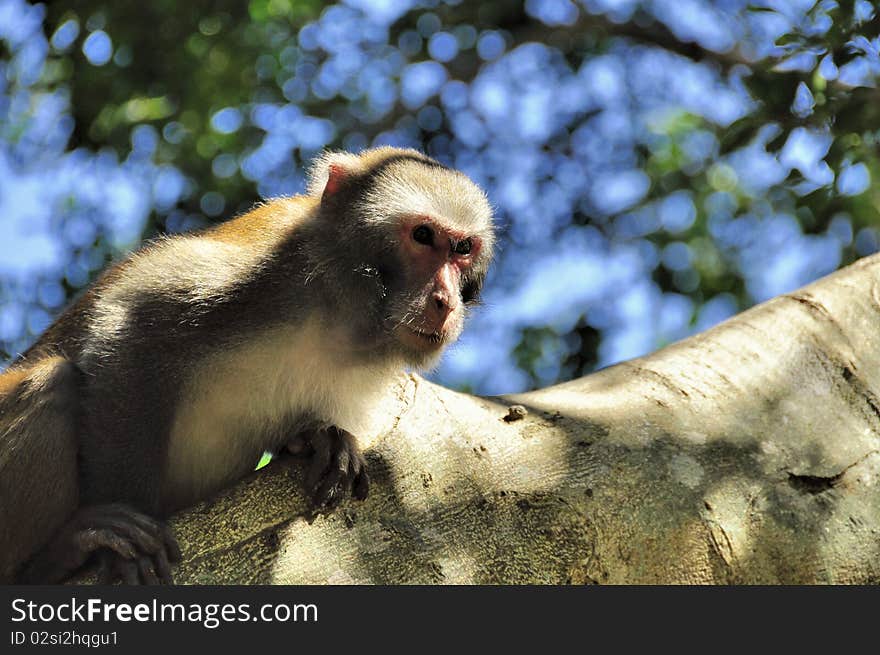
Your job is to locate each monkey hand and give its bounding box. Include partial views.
[87,505,181,585]
[287,425,370,510]
[18,504,181,584]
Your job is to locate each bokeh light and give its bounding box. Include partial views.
[1,0,879,396]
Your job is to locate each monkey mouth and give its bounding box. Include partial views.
[396,325,449,351]
[409,327,445,344]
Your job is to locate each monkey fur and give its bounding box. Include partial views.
[0,147,494,584]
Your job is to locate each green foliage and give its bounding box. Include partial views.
[44,1,325,226]
[4,0,880,391]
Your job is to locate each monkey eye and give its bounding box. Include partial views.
[453,238,473,256]
[461,278,481,303]
[412,225,434,246]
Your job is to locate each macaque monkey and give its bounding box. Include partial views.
[0,147,495,584]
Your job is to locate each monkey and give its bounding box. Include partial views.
[0,147,495,584]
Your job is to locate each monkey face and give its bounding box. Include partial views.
[311,148,494,369]
[382,214,488,368]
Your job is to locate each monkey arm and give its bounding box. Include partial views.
[141,254,880,584]
[0,358,180,584]
[0,357,80,582]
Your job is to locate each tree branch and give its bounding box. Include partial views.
[71,253,880,585]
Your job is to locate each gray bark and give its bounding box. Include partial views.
[130,254,880,583]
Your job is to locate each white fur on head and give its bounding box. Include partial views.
[306,147,495,251]
[362,160,495,249]
[306,147,431,197]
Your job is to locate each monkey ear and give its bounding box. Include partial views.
[322,164,348,199]
[307,151,363,200]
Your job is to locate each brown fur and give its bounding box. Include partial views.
[0,358,79,582]
[1,147,494,584]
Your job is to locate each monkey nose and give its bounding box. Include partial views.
[431,292,456,324]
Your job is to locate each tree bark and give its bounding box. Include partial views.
[137,254,880,584]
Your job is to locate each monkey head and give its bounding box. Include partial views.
[307,148,495,369]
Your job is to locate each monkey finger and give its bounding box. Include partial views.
[322,487,345,512]
[337,430,367,475]
[97,553,116,585]
[154,548,174,584]
[332,446,351,478]
[104,521,163,555]
[306,458,328,493]
[330,494,345,511]
[161,528,182,563]
[305,441,333,490]
[114,558,140,585]
[136,557,160,585]
[100,506,172,553]
[74,528,137,560]
[353,470,370,501]
[349,450,364,476]
[313,467,344,508]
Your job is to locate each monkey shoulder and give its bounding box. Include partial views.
[203,195,319,246]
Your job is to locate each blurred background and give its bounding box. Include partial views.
[0,0,878,394]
